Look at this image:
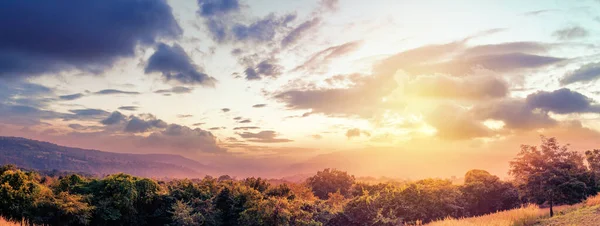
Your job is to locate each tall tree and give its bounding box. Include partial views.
[306,169,355,199]
[509,136,596,216]
[460,169,520,216]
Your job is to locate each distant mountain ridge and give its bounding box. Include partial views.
[0,136,213,178]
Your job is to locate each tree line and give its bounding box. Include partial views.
[0,136,599,225]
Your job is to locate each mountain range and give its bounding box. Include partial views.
[0,136,216,178]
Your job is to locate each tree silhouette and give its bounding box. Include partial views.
[509,136,596,216]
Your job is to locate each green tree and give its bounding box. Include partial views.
[307,169,355,199]
[460,169,520,216]
[509,136,597,217]
[170,200,204,226]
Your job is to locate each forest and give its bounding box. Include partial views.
[1,136,599,226]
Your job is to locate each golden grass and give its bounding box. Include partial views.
[425,205,547,226]
[0,217,19,226]
[584,193,600,207]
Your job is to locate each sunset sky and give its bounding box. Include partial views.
[1,0,600,178]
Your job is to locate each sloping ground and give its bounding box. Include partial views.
[536,205,600,226]
[0,136,214,178]
[425,204,580,226]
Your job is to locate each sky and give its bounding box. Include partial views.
[1,0,600,178]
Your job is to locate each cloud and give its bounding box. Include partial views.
[0,0,181,78]
[144,124,225,153]
[406,74,508,100]
[233,126,260,130]
[197,0,240,17]
[233,116,242,120]
[238,130,293,143]
[145,43,217,86]
[124,115,168,133]
[552,26,589,40]
[345,128,370,139]
[59,93,84,101]
[68,109,109,118]
[231,14,293,43]
[118,106,139,111]
[94,89,140,95]
[425,104,492,140]
[560,62,600,85]
[244,59,283,80]
[275,73,398,117]
[239,119,252,123]
[293,40,363,73]
[196,0,294,45]
[472,98,556,130]
[221,108,231,112]
[177,114,193,118]
[312,134,323,140]
[154,86,194,94]
[281,18,321,48]
[252,104,267,108]
[101,111,127,125]
[526,88,599,114]
[320,0,340,12]
[209,127,221,130]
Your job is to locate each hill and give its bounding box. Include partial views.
[0,136,213,178]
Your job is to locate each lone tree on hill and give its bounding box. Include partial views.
[509,136,597,217]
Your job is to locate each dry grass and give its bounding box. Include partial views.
[425,204,574,226]
[585,193,600,207]
[0,217,19,226]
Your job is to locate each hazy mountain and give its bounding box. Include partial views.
[0,136,214,178]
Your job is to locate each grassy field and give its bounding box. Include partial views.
[425,194,600,226]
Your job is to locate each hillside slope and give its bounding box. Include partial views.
[0,136,212,178]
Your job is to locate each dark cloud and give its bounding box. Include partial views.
[560,62,600,85]
[293,40,363,73]
[177,114,193,118]
[69,109,109,117]
[118,106,139,111]
[552,26,589,40]
[281,18,321,48]
[100,111,127,125]
[526,88,599,114]
[94,89,140,95]
[145,43,216,86]
[231,14,292,43]
[239,119,252,123]
[233,126,260,130]
[473,98,556,130]
[0,0,182,78]
[221,108,231,112]
[197,0,240,17]
[209,127,221,130]
[68,123,103,131]
[252,104,267,108]
[238,130,293,143]
[124,115,168,133]
[345,128,370,139]
[244,59,283,80]
[406,74,508,100]
[59,93,84,101]
[193,122,205,126]
[197,0,294,45]
[154,86,193,94]
[233,116,242,120]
